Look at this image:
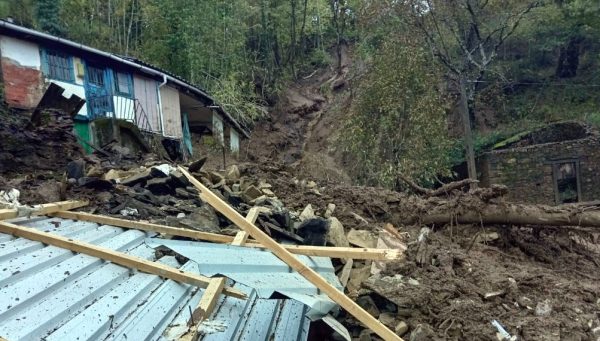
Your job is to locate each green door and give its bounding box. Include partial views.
[74,120,92,154]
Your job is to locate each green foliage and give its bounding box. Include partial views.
[35,0,63,36]
[341,37,455,188]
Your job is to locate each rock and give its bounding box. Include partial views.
[358,329,372,341]
[175,187,196,199]
[35,180,65,202]
[188,156,207,172]
[66,159,85,180]
[535,299,553,317]
[242,185,263,203]
[299,204,315,221]
[409,324,435,341]
[226,194,244,208]
[261,188,275,196]
[210,171,225,185]
[232,183,241,192]
[86,165,105,177]
[120,207,139,217]
[121,169,152,186]
[356,296,380,318]
[379,312,396,328]
[225,165,240,184]
[306,180,317,188]
[347,266,371,294]
[78,177,114,191]
[178,205,220,233]
[176,212,186,218]
[477,232,500,243]
[517,296,533,309]
[271,209,292,229]
[96,191,113,203]
[324,203,336,218]
[347,229,377,248]
[327,217,349,247]
[150,165,170,178]
[297,218,330,246]
[258,180,272,189]
[146,177,173,195]
[350,212,370,226]
[250,195,268,205]
[395,321,409,336]
[170,170,191,188]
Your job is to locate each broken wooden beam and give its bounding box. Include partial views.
[178,166,403,341]
[0,220,246,299]
[50,210,235,243]
[0,200,89,220]
[51,211,402,260]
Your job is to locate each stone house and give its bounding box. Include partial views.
[478,121,600,204]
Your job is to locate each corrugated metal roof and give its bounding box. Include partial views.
[0,216,340,341]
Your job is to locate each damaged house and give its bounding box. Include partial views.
[0,20,248,158]
[478,121,600,205]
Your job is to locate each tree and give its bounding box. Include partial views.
[406,0,541,184]
[342,36,455,188]
[35,0,63,36]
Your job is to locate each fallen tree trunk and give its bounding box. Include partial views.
[422,204,600,227]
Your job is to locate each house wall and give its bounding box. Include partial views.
[133,75,161,133]
[0,35,44,108]
[160,85,182,138]
[0,35,88,115]
[481,138,600,204]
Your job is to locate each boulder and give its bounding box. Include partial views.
[356,296,380,318]
[324,203,336,218]
[299,204,315,221]
[242,185,263,203]
[66,159,85,180]
[188,156,207,172]
[347,229,378,248]
[78,177,114,191]
[146,177,173,195]
[225,165,241,184]
[347,266,371,294]
[395,321,409,336]
[170,170,191,188]
[409,324,435,341]
[121,169,152,187]
[327,217,349,247]
[177,205,220,233]
[379,312,396,328]
[296,218,330,246]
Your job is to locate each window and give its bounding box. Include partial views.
[87,65,105,86]
[43,50,73,82]
[552,160,581,204]
[114,71,133,96]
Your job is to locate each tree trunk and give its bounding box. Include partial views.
[460,75,477,188]
[556,36,582,78]
[422,203,600,228]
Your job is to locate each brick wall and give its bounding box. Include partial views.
[479,138,600,204]
[1,57,44,108]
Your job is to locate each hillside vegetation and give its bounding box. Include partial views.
[2,0,600,188]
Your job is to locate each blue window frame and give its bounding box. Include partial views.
[114,71,133,97]
[41,49,74,82]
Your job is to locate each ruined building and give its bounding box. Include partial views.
[0,20,248,157]
[478,121,600,204]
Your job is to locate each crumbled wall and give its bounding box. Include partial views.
[479,138,600,204]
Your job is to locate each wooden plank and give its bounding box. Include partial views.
[178,166,403,341]
[51,211,401,260]
[0,200,89,220]
[245,244,403,261]
[0,220,246,299]
[232,207,267,246]
[50,211,235,243]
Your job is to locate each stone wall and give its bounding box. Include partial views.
[479,137,600,204]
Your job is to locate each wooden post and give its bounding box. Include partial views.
[0,200,89,221]
[0,220,246,299]
[178,166,403,341]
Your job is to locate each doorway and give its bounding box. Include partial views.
[85,64,113,119]
[552,160,581,204]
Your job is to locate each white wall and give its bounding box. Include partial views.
[230,128,240,154]
[0,35,41,68]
